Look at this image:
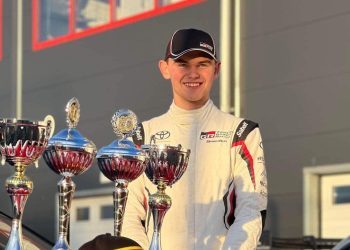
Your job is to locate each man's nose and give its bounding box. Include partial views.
[187,66,200,78]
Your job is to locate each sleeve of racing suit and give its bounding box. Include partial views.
[222,120,268,250]
[122,123,149,249]
[122,175,149,249]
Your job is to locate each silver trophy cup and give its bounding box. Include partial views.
[43,98,97,250]
[97,109,147,237]
[142,140,190,250]
[0,115,55,250]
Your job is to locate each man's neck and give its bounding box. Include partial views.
[173,99,209,110]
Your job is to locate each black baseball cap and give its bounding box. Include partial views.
[165,28,217,61]
[79,234,143,250]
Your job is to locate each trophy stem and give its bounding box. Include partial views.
[5,163,33,250]
[148,181,172,250]
[114,180,129,237]
[53,176,75,250]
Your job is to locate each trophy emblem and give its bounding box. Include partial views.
[43,98,97,250]
[97,109,147,237]
[142,137,190,250]
[0,115,55,250]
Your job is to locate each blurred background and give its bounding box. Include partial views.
[0,0,350,249]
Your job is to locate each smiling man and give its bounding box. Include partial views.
[123,28,268,250]
[158,36,220,110]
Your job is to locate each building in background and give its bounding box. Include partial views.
[0,0,350,247]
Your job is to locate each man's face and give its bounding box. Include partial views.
[159,51,221,110]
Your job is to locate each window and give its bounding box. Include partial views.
[334,185,350,204]
[100,204,114,219]
[32,0,204,51]
[76,207,90,221]
[37,0,70,41]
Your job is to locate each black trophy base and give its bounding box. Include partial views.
[79,233,142,250]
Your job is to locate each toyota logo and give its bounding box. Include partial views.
[155,131,170,140]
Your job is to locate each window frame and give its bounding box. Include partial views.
[32,0,204,51]
[303,163,350,237]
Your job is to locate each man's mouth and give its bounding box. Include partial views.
[184,82,201,87]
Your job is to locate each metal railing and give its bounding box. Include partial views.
[271,236,341,249]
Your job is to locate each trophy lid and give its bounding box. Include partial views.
[97,139,145,159]
[47,98,96,153]
[97,109,145,159]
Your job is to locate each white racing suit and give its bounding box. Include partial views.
[122,99,268,250]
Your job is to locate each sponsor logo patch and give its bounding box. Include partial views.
[236,121,248,138]
[200,131,232,142]
[200,42,213,51]
[259,170,268,197]
[154,130,170,140]
[257,156,265,163]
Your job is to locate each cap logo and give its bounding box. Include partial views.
[200,42,213,51]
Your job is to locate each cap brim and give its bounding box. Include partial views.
[168,48,217,61]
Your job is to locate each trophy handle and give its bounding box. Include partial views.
[44,115,55,138]
[150,135,156,145]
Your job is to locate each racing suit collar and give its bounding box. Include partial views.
[168,99,213,125]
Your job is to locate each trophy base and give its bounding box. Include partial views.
[149,232,162,250]
[5,219,22,250]
[53,236,70,250]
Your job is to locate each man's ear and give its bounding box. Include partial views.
[214,61,221,79]
[158,60,171,80]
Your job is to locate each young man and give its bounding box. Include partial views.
[123,28,268,250]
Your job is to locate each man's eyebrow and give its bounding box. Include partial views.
[199,59,212,63]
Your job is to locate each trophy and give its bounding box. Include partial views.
[0,115,55,250]
[43,97,97,250]
[97,109,147,237]
[142,137,190,250]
